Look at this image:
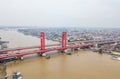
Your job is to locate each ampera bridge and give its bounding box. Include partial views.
[0,32,120,63]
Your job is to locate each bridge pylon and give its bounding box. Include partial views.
[62,32,67,49]
[40,32,46,52]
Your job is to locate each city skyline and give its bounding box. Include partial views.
[0,0,120,27]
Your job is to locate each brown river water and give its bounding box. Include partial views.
[0,30,120,79]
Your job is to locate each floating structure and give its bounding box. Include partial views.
[112,56,120,60]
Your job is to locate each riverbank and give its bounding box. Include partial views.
[112,51,120,56]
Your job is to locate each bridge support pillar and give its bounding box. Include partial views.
[59,50,65,53]
[59,49,72,55]
[38,32,46,56]
[62,32,67,49]
[40,32,45,51]
[60,32,67,53]
[73,48,79,51]
[65,49,72,55]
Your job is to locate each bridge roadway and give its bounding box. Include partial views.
[1,39,119,53]
[0,39,120,62]
[0,43,81,53]
[0,43,93,60]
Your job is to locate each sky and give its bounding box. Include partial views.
[0,0,120,27]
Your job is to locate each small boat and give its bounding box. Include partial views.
[112,56,120,60]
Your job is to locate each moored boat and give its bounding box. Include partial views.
[112,56,120,60]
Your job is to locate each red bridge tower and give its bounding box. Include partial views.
[40,32,45,51]
[62,32,67,49]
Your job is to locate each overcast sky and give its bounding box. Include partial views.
[0,0,120,27]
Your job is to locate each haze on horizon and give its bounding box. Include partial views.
[0,0,120,28]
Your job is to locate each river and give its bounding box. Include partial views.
[0,30,120,79]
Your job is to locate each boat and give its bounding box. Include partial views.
[112,56,120,60]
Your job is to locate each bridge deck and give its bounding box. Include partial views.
[0,39,119,61]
